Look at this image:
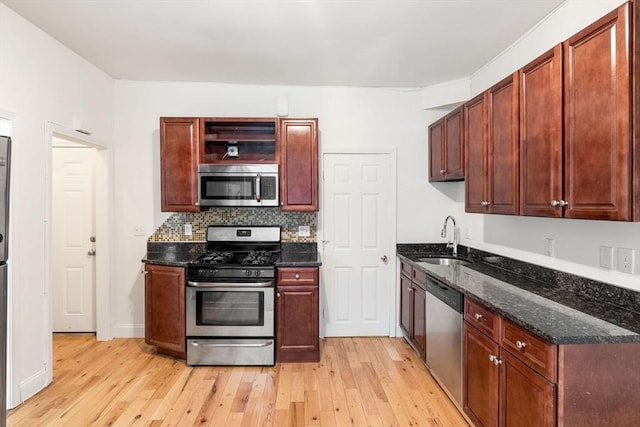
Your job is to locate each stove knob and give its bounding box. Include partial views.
[254,270,261,277]
[245,270,252,277]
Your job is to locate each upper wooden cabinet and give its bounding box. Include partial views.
[159,117,200,212]
[487,73,520,215]
[464,93,487,214]
[429,106,465,182]
[464,74,520,215]
[519,46,563,218]
[159,116,319,212]
[563,4,633,221]
[279,118,319,211]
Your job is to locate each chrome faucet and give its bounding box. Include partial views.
[441,215,458,257]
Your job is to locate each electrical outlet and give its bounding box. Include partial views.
[599,246,613,269]
[227,146,239,157]
[184,223,193,236]
[544,238,555,257]
[618,248,635,274]
[133,225,144,236]
[298,225,311,237]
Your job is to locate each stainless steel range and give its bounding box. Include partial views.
[186,226,280,366]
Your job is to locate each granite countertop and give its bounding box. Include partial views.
[397,245,640,345]
[142,241,322,268]
[143,242,206,267]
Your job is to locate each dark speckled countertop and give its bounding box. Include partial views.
[142,242,321,268]
[398,244,640,345]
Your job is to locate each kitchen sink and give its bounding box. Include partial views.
[418,257,470,266]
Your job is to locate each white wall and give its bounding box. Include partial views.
[0,3,114,405]
[113,81,456,335]
[427,0,640,291]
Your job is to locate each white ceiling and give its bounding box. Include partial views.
[3,0,566,88]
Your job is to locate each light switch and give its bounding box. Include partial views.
[599,246,613,269]
[184,223,193,236]
[544,238,555,257]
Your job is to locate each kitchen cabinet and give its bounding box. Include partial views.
[279,118,319,211]
[276,267,320,362]
[144,264,186,359]
[563,4,633,221]
[399,260,426,360]
[465,73,519,215]
[201,118,278,163]
[159,117,200,212]
[464,298,555,427]
[519,45,563,218]
[429,106,465,182]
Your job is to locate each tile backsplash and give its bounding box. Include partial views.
[149,208,317,243]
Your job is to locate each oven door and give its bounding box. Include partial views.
[186,281,275,337]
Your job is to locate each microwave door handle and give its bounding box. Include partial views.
[255,174,261,203]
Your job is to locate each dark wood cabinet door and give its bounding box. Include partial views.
[279,119,319,211]
[399,274,412,337]
[428,119,445,182]
[487,73,520,215]
[464,323,499,427]
[563,4,631,221]
[412,284,426,360]
[520,46,563,218]
[144,264,186,358]
[465,93,487,213]
[500,350,555,427]
[276,285,320,362]
[159,117,200,212]
[444,107,465,180]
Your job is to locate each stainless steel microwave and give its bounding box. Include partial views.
[197,164,279,207]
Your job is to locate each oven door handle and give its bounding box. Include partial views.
[190,340,273,348]
[187,280,273,288]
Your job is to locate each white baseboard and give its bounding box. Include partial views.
[112,323,144,338]
[19,366,49,405]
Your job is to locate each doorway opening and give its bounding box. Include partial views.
[43,123,112,390]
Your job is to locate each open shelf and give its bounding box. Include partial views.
[202,119,277,163]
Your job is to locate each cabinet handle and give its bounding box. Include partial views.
[488,354,502,366]
[143,270,149,275]
[474,313,483,321]
[277,292,280,298]
[516,340,527,350]
[408,287,413,292]
[480,201,491,207]
[295,274,300,280]
[440,169,446,174]
[551,199,568,207]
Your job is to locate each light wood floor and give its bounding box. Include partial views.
[8,335,468,426]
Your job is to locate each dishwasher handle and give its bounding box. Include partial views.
[426,277,463,313]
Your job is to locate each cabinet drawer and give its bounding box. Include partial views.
[277,267,319,286]
[464,298,500,341]
[501,319,557,381]
[400,260,412,278]
[411,267,427,290]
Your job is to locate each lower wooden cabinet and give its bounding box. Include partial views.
[276,267,320,362]
[399,261,427,360]
[144,264,186,359]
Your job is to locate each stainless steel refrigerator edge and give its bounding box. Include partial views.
[0,136,11,426]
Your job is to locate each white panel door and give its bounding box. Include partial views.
[323,153,394,336]
[52,147,96,332]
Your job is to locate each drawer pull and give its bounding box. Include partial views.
[516,340,527,350]
[488,354,502,366]
[474,313,483,321]
[295,274,300,280]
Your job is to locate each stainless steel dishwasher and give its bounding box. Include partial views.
[425,276,463,410]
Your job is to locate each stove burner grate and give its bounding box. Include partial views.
[242,250,274,265]
[198,251,234,264]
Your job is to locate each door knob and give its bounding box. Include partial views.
[381,255,388,263]
[87,249,96,256]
